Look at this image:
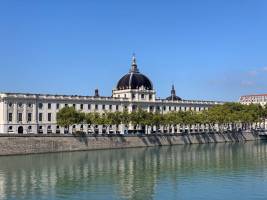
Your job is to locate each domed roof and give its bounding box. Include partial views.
[166,85,182,101]
[116,56,153,90]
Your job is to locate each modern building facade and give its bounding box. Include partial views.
[0,56,223,134]
[239,94,267,106]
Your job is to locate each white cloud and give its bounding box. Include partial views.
[262,66,267,72]
[241,80,254,87]
[247,70,257,77]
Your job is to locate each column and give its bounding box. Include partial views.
[13,102,17,124]
[32,103,38,134]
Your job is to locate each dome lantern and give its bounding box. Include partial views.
[130,54,139,73]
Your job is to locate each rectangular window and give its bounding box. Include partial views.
[56,103,60,109]
[102,105,105,110]
[141,94,145,99]
[73,104,76,108]
[95,104,98,110]
[48,113,52,122]
[27,113,32,122]
[109,105,112,110]
[88,104,91,110]
[18,113,22,122]
[65,104,68,107]
[116,105,119,111]
[80,104,83,110]
[38,103,43,109]
[48,103,51,109]
[149,94,152,100]
[39,113,43,122]
[8,113,12,122]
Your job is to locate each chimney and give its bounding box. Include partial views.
[94,89,99,97]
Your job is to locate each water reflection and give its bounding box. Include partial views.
[0,142,267,200]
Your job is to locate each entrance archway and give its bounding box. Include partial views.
[18,126,23,134]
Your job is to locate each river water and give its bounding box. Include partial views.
[0,141,267,200]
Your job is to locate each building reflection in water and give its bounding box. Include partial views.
[0,141,267,200]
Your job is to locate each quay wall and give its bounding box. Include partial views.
[0,131,263,156]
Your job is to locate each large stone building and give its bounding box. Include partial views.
[0,56,222,134]
[239,94,267,106]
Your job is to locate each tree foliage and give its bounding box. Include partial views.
[57,103,267,133]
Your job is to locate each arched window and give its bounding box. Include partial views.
[47,126,52,134]
[28,126,32,133]
[18,126,23,134]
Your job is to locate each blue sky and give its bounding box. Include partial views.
[0,0,267,101]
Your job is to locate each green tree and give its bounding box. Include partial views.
[57,107,80,133]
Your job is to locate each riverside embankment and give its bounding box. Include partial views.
[0,131,264,155]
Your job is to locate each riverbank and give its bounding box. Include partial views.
[0,131,264,155]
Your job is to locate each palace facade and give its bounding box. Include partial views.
[0,56,223,134]
[239,94,267,106]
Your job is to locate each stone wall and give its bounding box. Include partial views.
[0,131,262,156]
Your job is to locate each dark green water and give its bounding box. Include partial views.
[1,141,267,200]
